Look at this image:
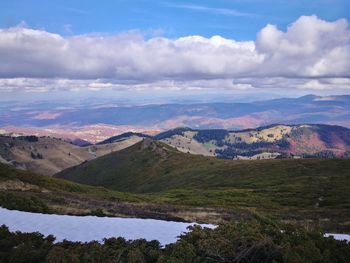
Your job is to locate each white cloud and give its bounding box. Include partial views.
[0,15,349,92]
[255,15,350,78]
[165,3,256,17]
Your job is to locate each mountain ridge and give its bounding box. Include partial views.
[1,123,350,176]
[155,123,350,159]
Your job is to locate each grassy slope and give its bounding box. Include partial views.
[0,162,143,202]
[0,162,163,218]
[0,163,243,223]
[55,139,350,231]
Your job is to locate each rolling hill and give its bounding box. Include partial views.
[1,136,350,230]
[156,124,350,159]
[0,133,144,175]
[55,138,350,231]
[1,124,350,177]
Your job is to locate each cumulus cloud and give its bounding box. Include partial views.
[255,15,350,78]
[0,15,349,92]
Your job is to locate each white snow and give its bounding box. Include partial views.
[0,207,214,246]
[1,208,349,245]
[324,233,350,242]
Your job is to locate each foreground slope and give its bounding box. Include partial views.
[0,162,212,222]
[56,139,350,231]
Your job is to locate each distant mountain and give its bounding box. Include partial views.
[97,132,151,145]
[1,95,350,141]
[157,124,350,159]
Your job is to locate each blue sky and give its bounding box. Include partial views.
[1,0,349,40]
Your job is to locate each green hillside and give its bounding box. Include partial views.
[0,162,159,217]
[0,162,247,223]
[55,139,350,231]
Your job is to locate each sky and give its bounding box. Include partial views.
[0,0,349,102]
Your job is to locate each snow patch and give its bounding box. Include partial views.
[0,207,214,245]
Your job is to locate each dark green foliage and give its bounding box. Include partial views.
[193,129,228,144]
[98,132,151,145]
[215,147,263,158]
[30,151,43,159]
[90,208,105,217]
[302,151,336,158]
[228,141,273,149]
[275,138,290,148]
[0,225,54,263]
[154,127,192,140]
[0,192,49,213]
[18,135,39,142]
[1,218,349,263]
[290,126,313,138]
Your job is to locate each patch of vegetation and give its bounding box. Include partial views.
[18,135,39,142]
[0,192,49,213]
[193,129,228,145]
[97,132,151,145]
[154,127,192,140]
[1,217,349,262]
[302,151,336,158]
[30,151,43,159]
[0,163,150,216]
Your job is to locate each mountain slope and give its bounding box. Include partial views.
[156,124,350,159]
[55,139,349,202]
[55,139,350,230]
[0,134,143,175]
[0,163,206,222]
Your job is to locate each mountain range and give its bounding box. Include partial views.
[1,123,349,176]
[1,95,350,143]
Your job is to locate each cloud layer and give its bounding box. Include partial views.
[0,15,349,92]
